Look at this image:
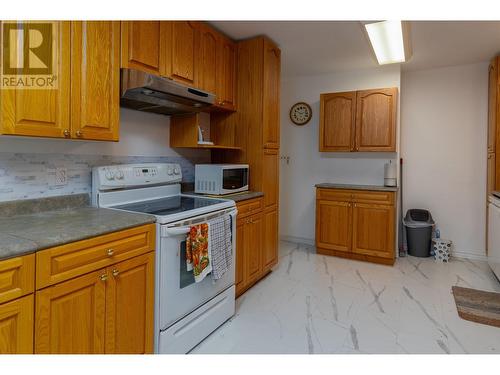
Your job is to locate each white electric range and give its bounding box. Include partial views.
[92,163,237,354]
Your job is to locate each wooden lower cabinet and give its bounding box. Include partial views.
[235,198,279,297]
[0,295,34,354]
[34,252,155,354]
[316,188,396,265]
[35,269,107,354]
[105,252,154,354]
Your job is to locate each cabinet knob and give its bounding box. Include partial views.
[75,130,83,138]
[106,248,114,257]
[63,129,70,138]
[112,269,120,277]
[100,274,108,282]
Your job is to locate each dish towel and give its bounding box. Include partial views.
[186,223,212,283]
[208,215,232,280]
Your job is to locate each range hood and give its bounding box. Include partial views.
[120,69,216,115]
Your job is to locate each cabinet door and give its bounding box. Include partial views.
[197,23,218,95]
[121,21,162,75]
[355,88,397,152]
[319,92,356,152]
[489,152,497,195]
[35,270,106,354]
[216,35,237,111]
[0,21,71,138]
[262,209,279,272]
[0,295,34,354]
[262,39,281,149]
[244,213,263,284]
[315,200,352,253]
[488,59,498,154]
[263,148,279,211]
[105,252,154,354]
[163,21,197,86]
[235,219,246,296]
[71,21,120,141]
[352,203,395,259]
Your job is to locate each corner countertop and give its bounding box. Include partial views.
[0,194,156,261]
[315,183,398,192]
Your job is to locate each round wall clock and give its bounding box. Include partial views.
[289,102,312,125]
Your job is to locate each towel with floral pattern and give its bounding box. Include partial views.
[186,223,212,283]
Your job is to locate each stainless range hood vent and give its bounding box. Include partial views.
[120,69,216,115]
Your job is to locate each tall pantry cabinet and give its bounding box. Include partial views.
[214,36,281,294]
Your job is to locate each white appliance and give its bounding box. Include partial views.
[488,193,500,281]
[195,164,249,195]
[92,163,237,354]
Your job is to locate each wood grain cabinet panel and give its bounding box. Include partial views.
[0,21,71,138]
[319,92,356,151]
[35,270,106,354]
[244,213,263,285]
[163,21,198,86]
[316,200,352,253]
[197,23,218,95]
[0,254,35,304]
[355,88,397,152]
[262,209,279,272]
[71,21,120,141]
[216,35,237,111]
[105,252,154,354]
[352,203,395,259]
[0,294,34,354]
[263,148,279,211]
[235,220,245,296]
[121,21,162,75]
[488,152,496,196]
[263,39,281,149]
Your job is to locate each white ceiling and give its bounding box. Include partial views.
[210,21,500,77]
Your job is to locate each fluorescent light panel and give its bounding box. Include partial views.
[365,20,406,65]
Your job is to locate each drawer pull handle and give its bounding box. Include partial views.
[112,269,120,277]
[106,248,114,257]
[100,274,108,282]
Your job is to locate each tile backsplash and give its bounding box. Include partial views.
[0,152,206,202]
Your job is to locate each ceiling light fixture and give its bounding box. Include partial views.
[364,20,411,65]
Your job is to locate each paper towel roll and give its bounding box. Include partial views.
[384,161,397,187]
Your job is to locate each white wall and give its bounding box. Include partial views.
[279,66,401,244]
[401,62,488,259]
[0,108,209,160]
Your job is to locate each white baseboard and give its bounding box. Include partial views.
[451,250,488,262]
[280,235,314,247]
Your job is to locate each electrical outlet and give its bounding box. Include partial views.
[49,167,68,187]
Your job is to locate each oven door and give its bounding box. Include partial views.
[221,168,248,194]
[158,208,236,330]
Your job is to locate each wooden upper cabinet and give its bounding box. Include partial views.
[0,295,34,354]
[121,21,163,75]
[489,57,499,155]
[263,38,281,149]
[352,203,395,259]
[355,88,397,152]
[162,21,198,86]
[216,34,237,111]
[35,269,106,354]
[71,21,120,141]
[0,21,71,138]
[319,92,356,152]
[197,23,218,95]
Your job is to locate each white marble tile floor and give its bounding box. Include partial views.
[191,241,500,354]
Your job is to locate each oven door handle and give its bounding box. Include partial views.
[164,226,192,236]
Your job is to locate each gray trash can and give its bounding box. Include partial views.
[403,209,435,257]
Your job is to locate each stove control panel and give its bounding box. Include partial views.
[93,163,182,190]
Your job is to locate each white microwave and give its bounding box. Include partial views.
[195,164,249,195]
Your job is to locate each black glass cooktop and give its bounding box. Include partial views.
[112,195,227,216]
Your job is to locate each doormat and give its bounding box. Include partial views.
[452,286,500,328]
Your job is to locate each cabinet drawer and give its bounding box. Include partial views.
[36,224,155,289]
[352,191,395,205]
[237,198,263,219]
[0,254,35,304]
[316,188,352,202]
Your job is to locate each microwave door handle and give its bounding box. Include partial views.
[164,226,191,236]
